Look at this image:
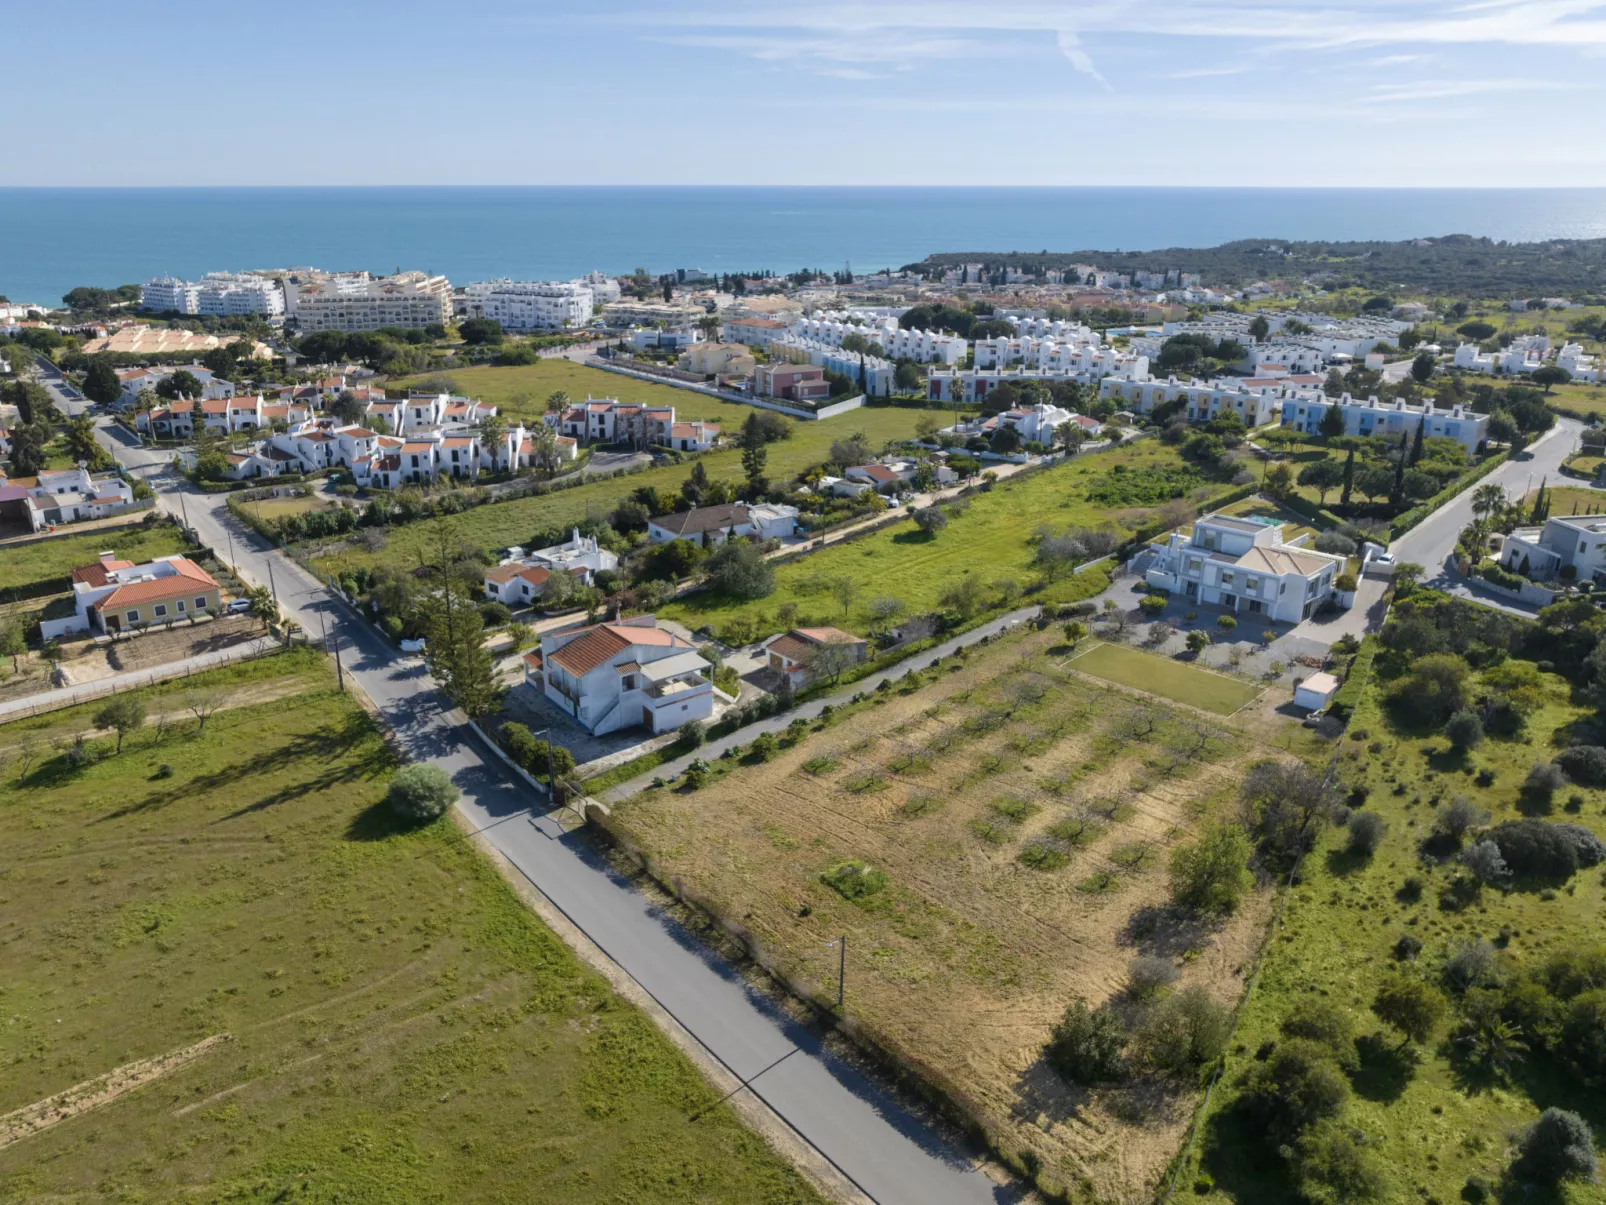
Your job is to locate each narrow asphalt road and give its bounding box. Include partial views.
[1392,417,1585,615]
[133,466,1009,1205]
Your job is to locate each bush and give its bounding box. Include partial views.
[1347,810,1387,857]
[1444,939,1502,994]
[1521,762,1568,810]
[1126,955,1179,1000]
[1045,1000,1128,1084]
[1436,795,1490,843]
[1237,1039,1350,1143]
[1394,934,1423,961]
[1168,822,1253,914]
[386,764,458,823]
[820,859,887,901]
[478,600,513,628]
[154,763,174,779]
[1280,999,1357,1069]
[1138,594,1167,617]
[678,719,706,749]
[748,731,779,761]
[1554,745,1606,786]
[1445,709,1485,751]
[1296,1120,1390,1205]
[1132,987,1229,1077]
[1560,991,1606,1081]
[1314,530,1358,556]
[1490,819,1603,880]
[1513,1108,1599,1188]
[1462,839,1510,885]
[1389,652,1471,725]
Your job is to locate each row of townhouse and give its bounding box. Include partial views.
[1098,374,1319,428]
[115,364,235,405]
[1005,316,1096,341]
[787,314,968,365]
[972,332,1102,370]
[552,398,720,452]
[1453,338,1547,375]
[766,333,897,395]
[925,350,1149,403]
[138,395,314,439]
[1145,512,1346,624]
[1279,393,1490,454]
[0,466,138,533]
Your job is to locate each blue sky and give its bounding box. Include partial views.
[12,0,1606,185]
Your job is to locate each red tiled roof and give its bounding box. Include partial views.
[549,623,682,677]
[91,558,218,611]
[71,558,135,587]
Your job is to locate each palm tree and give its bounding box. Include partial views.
[1471,483,1506,524]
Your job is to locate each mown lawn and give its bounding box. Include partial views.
[1183,667,1606,1204]
[0,521,188,595]
[0,657,822,1205]
[659,442,1225,638]
[1067,641,1261,715]
[307,403,936,582]
[1536,380,1606,416]
[1522,484,1606,517]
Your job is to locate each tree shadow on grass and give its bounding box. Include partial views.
[890,529,937,545]
[1008,1054,1089,1129]
[1198,1099,1297,1202]
[1323,845,1373,878]
[345,798,429,842]
[1350,1032,1419,1102]
[1117,903,1224,960]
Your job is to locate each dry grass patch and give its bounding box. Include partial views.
[612,626,1312,1201]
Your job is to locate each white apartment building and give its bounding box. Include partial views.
[580,271,621,304]
[927,350,1148,404]
[537,619,714,736]
[720,316,789,347]
[789,313,967,365]
[140,273,285,317]
[285,271,453,332]
[1006,316,1096,342]
[1145,513,1345,623]
[1280,393,1489,454]
[463,279,595,330]
[1100,374,1317,429]
[1500,514,1606,584]
[1453,337,1548,376]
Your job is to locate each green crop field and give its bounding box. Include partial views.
[0,655,822,1204]
[306,403,935,582]
[1067,641,1261,715]
[1183,661,1606,1204]
[659,442,1226,639]
[0,521,187,594]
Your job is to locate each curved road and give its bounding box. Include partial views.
[108,438,1009,1205]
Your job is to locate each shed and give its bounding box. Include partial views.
[1294,671,1340,711]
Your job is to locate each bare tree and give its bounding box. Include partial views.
[186,690,223,734]
[15,735,39,782]
[800,636,862,685]
[830,576,860,619]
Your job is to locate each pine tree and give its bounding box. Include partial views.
[1340,448,1355,509]
[421,523,503,718]
[739,411,768,495]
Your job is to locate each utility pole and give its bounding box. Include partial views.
[332,632,345,691]
[267,558,279,608]
[227,528,237,574]
[827,935,846,1010]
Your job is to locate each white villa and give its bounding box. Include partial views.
[483,530,619,606]
[0,466,138,533]
[534,618,715,735]
[1279,394,1489,454]
[944,402,1074,446]
[645,501,798,546]
[1145,512,1346,624]
[1499,514,1606,585]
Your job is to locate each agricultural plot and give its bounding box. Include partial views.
[1068,643,1261,716]
[611,625,1314,1201]
[0,656,823,1204]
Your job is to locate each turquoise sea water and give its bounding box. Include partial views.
[4,186,1606,308]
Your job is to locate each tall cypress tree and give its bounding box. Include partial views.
[1340,448,1355,509]
[1409,415,1426,466]
[1390,439,1407,508]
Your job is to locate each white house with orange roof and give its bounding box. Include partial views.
[364,399,404,433]
[42,551,223,640]
[115,364,235,406]
[761,626,869,688]
[667,421,720,452]
[490,424,579,471]
[398,392,497,432]
[537,617,714,735]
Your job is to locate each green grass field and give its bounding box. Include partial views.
[658,442,1219,638]
[1523,484,1606,517]
[1183,667,1606,1204]
[0,654,821,1203]
[0,522,188,594]
[1067,641,1260,715]
[392,359,706,425]
[307,402,937,582]
[1537,380,1606,417]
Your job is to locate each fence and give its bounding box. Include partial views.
[0,639,290,724]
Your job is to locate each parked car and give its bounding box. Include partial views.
[399,637,427,654]
[226,598,253,613]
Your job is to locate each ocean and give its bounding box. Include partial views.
[5,186,1606,309]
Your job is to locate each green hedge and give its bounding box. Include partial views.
[1272,490,1344,530]
[1389,450,1510,539]
[1329,634,1380,721]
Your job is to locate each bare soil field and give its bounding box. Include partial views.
[612,627,1320,1202]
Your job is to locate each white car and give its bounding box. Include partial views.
[226,598,253,613]
[399,637,427,654]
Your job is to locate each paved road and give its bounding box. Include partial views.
[131,466,1006,1205]
[1392,417,1584,614]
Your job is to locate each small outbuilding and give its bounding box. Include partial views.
[1293,671,1340,711]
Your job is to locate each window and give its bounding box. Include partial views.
[126,610,140,624]
[176,599,186,612]
[1221,571,1234,585]
[153,604,168,618]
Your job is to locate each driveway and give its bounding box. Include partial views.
[126,464,1004,1205]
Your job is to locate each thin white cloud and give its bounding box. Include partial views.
[1366,76,1587,100]
[1056,29,1112,88]
[1368,53,1426,65]
[1167,64,1249,77]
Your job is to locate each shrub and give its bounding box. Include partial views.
[1216,614,1237,630]
[1280,999,1357,1069]
[1560,991,1606,1081]
[1296,1120,1390,1205]
[1489,819,1597,880]
[678,719,706,749]
[1045,1001,1128,1084]
[1138,594,1167,617]
[1237,1039,1350,1143]
[820,859,887,901]
[1444,939,1503,994]
[478,600,513,628]
[1394,934,1423,961]
[154,763,174,779]
[1554,745,1606,786]
[1513,1108,1599,1187]
[748,732,779,761]
[1521,762,1568,810]
[1132,987,1230,1076]
[1436,795,1490,842]
[386,764,458,823]
[1389,652,1472,725]
[1371,974,1447,1044]
[1444,709,1484,750]
[1462,840,1510,885]
[1347,811,1387,857]
[1314,530,1359,556]
[1126,955,1179,1000]
[1169,822,1253,914]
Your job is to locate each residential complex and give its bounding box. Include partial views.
[926,349,1149,403]
[1499,515,1606,585]
[283,270,453,332]
[1145,512,1346,624]
[140,273,285,317]
[788,313,967,365]
[1453,336,1548,376]
[534,618,714,735]
[1100,373,1322,428]
[462,279,595,330]
[767,334,895,396]
[1279,394,1489,454]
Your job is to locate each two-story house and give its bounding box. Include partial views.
[536,618,714,735]
[1145,512,1346,623]
[1500,514,1606,584]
